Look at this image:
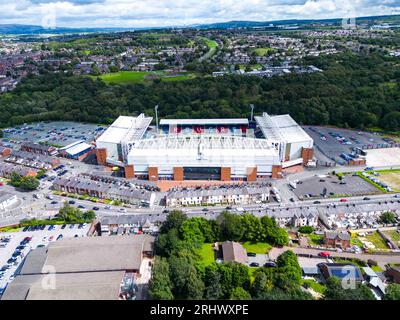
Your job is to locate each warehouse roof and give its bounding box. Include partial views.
[2,271,125,300]
[64,142,92,156]
[160,118,249,126]
[43,235,154,273]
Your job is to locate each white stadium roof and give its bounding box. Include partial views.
[159,118,249,126]
[127,135,280,168]
[96,114,153,144]
[255,112,312,144]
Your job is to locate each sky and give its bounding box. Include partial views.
[0,0,399,28]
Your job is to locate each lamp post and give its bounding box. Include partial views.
[155,105,159,134]
[250,104,255,122]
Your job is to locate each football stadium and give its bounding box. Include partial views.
[95,112,314,182]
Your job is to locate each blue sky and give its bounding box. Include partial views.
[1,0,399,28]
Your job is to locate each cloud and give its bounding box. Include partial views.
[0,0,398,28]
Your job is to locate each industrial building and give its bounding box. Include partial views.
[1,235,154,300]
[95,112,314,182]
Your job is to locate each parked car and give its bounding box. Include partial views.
[247,252,256,257]
[318,251,331,258]
[264,262,277,268]
[249,262,260,267]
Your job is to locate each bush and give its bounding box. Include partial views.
[298,226,314,234]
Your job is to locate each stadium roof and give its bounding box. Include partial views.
[127,135,280,168]
[96,114,152,144]
[255,112,312,144]
[160,118,249,126]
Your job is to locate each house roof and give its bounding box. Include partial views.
[221,241,248,264]
[325,231,351,241]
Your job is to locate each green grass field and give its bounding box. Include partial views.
[307,233,324,246]
[302,279,326,295]
[198,37,218,61]
[242,242,272,254]
[95,71,148,84]
[253,47,276,56]
[93,71,196,84]
[365,232,389,249]
[383,230,400,242]
[196,243,216,268]
[200,37,218,49]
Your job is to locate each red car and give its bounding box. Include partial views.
[318,251,331,258]
[340,198,348,202]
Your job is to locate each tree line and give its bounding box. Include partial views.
[0,51,399,132]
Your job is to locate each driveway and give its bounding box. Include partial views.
[269,246,400,268]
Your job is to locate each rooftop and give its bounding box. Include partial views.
[2,271,125,300]
[221,241,248,264]
[160,118,249,126]
[255,112,313,144]
[64,142,93,156]
[96,114,152,144]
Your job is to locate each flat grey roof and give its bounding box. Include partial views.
[19,247,48,275]
[2,271,125,300]
[44,235,154,273]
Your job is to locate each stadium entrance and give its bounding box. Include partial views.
[183,167,221,180]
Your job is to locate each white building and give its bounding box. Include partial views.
[0,191,18,211]
[166,186,270,207]
[96,114,153,166]
[255,112,314,167]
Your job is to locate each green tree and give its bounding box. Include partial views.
[241,213,263,242]
[384,283,400,300]
[160,210,188,233]
[12,175,40,191]
[379,211,397,224]
[229,287,251,300]
[275,251,302,289]
[149,258,174,300]
[217,211,244,241]
[324,277,376,300]
[204,264,223,300]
